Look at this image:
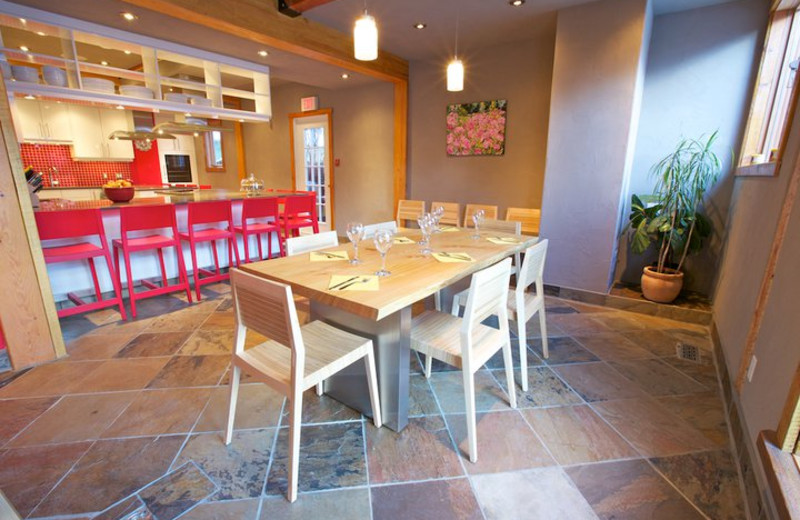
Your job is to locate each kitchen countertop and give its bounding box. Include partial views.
[40,185,186,191]
[35,189,303,212]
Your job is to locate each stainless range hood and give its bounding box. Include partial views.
[108,129,176,141]
[152,121,233,135]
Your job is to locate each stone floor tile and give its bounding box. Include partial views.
[445,410,554,473]
[0,361,104,398]
[65,333,138,360]
[609,358,708,397]
[548,313,614,335]
[147,355,230,389]
[408,374,440,416]
[76,357,171,393]
[33,435,185,517]
[526,317,567,338]
[366,416,462,484]
[657,392,728,447]
[650,449,745,520]
[115,331,192,358]
[661,356,719,389]
[472,467,597,520]
[620,330,680,357]
[554,362,648,402]
[566,459,705,519]
[429,370,511,414]
[573,333,655,361]
[215,297,234,312]
[9,392,137,447]
[593,398,717,458]
[482,339,543,370]
[531,336,600,365]
[180,498,259,520]
[590,313,649,331]
[523,405,636,465]
[87,315,155,336]
[178,329,234,356]
[92,495,148,520]
[494,367,583,408]
[102,387,214,438]
[281,389,363,424]
[145,302,219,332]
[200,311,236,331]
[195,384,284,432]
[372,478,482,520]
[667,329,713,353]
[266,422,366,497]
[175,429,274,501]
[139,462,217,520]
[261,488,371,519]
[0,441,92,517]
[0,397,58,447]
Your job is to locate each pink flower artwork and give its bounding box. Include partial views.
[446,99,507,156]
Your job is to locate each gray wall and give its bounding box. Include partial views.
[538,0,652,293]
[616,0,768,295]
[407,21,556,222]
[243,81,395,229]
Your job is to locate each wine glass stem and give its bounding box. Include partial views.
[381,252,386,273]
[354,243,359,261]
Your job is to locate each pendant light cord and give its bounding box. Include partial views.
[454,5,460,59]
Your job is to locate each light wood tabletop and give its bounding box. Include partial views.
[240,228,538,321]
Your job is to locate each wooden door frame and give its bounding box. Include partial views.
[289,108,335,229]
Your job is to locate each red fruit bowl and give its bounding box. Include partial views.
[104,186,135,202]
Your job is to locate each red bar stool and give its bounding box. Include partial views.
[112,205,193,318]
[35,209,127,320]
[280,194,319,241]
[235,197,284,263]
[179,200,240,301]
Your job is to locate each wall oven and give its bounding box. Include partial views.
[164,154,193,183]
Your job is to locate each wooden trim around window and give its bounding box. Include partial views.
[393,81,408,215]
[758,430,800,519]
[288,108,335,229]
[777,362,800,451]
[203,119,225,172]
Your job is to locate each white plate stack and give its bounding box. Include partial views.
[11,65,39,83]
[42,66,67,87]
[187,94,212,107]
[120,85,154,99]
[164,92,190,103]
[82,77,115,94]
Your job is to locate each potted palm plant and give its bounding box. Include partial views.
[627,132,722,303]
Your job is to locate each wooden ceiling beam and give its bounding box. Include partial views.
[280,0,340,15]
[121,0,408,82]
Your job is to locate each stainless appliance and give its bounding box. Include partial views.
[164,154,193,183]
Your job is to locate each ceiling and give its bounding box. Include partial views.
[6,0,742,89]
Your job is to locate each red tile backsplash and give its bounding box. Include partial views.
[20,143,133,188]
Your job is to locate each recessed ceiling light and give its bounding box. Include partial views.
[124,50,132,55]
[18,18,26,24]
[100,60,109,66]
[184,112,192,117]
[23,94,35,100]
[258,50,269,57]
[341,73,350,79]
[413,22,427,30]
[36,31,45,36]
[509,0,525,5]
[115,105,124,110]
[238,119,244,123]
[19,45,28,52]
[193,132,199,137]
[120,12,138,22]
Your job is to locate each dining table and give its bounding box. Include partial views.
[240,227,539,431]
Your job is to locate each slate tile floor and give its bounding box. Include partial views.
[0,284,752,519]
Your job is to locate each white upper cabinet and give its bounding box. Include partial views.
[100,109,134,160]
[13,98,72,143]
[70,105,133,161]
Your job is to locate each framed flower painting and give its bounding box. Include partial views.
[446,99,507,156]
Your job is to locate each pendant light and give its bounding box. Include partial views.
[354,0,378,61]
[447,7,463,92]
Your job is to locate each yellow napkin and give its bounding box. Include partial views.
[393,236,415,244]
[432,252,475,263]
[439,226,459,233]
[487,236,520,245]
[327,274,379,291]
[310,250,349,262]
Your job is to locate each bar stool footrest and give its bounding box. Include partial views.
[67,292,88,307]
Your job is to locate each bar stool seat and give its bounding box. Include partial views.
[179,228,234,242]
[42,242,105,260]
[112,235,173,250]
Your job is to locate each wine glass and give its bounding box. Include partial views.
[418,214,434,255]
[374,229,394,277]
[471,209,485,239]
[432,206,444,232]
[346,222,365,265]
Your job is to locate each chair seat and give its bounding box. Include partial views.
[178,228,232,241]
[235,223,280,234]
[112,234,175,250]
[411,311,504,370]
[42,241,104,260]
[453,286,542,321]
[236,320,372,390]
[281,216,314,227]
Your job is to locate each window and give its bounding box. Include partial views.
[739,3,800,175]
[203,122,225,172]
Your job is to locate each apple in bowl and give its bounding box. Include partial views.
[103,180,135,202]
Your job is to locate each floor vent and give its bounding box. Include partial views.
[676,343,701,363]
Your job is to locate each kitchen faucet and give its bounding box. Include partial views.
[48,166,59,186]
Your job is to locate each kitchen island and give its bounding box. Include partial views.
[35,189,309,301]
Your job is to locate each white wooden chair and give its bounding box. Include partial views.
[226,269,382,502]
[431,201,461,227]
[449,240,549,392]
[506,207,541,235]
[411,258,516,463]
[463,204,499,228]
[363,220,398,238]
[396,199,426,227]
[481,219,522,276]
[285,230,339,256]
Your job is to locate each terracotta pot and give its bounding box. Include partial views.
[641,266,683,303]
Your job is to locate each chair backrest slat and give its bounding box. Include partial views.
[506,207,541,235]
[35,208,104,240]
[230,269,301,355]
[242,197,279,222]
[396,200,426,226]
[363,221,398,239]
[517,239,548,292]
[463,204,499,228]
[431,201,460,227]
[285,230,339,256]
[120,204,176,234]
[481,219,520,235]
[462,258,512,333]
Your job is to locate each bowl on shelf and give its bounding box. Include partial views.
[103,186,135,202]
[11,65,39,83]
[187,95,212,107]
[42,66,67,87]
[120,85,154,99]
[0,61,11,80]
[164,92,190,103]
[83,77,115,94]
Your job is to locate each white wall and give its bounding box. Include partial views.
[617,0,768,295]
[539,0,653,293]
